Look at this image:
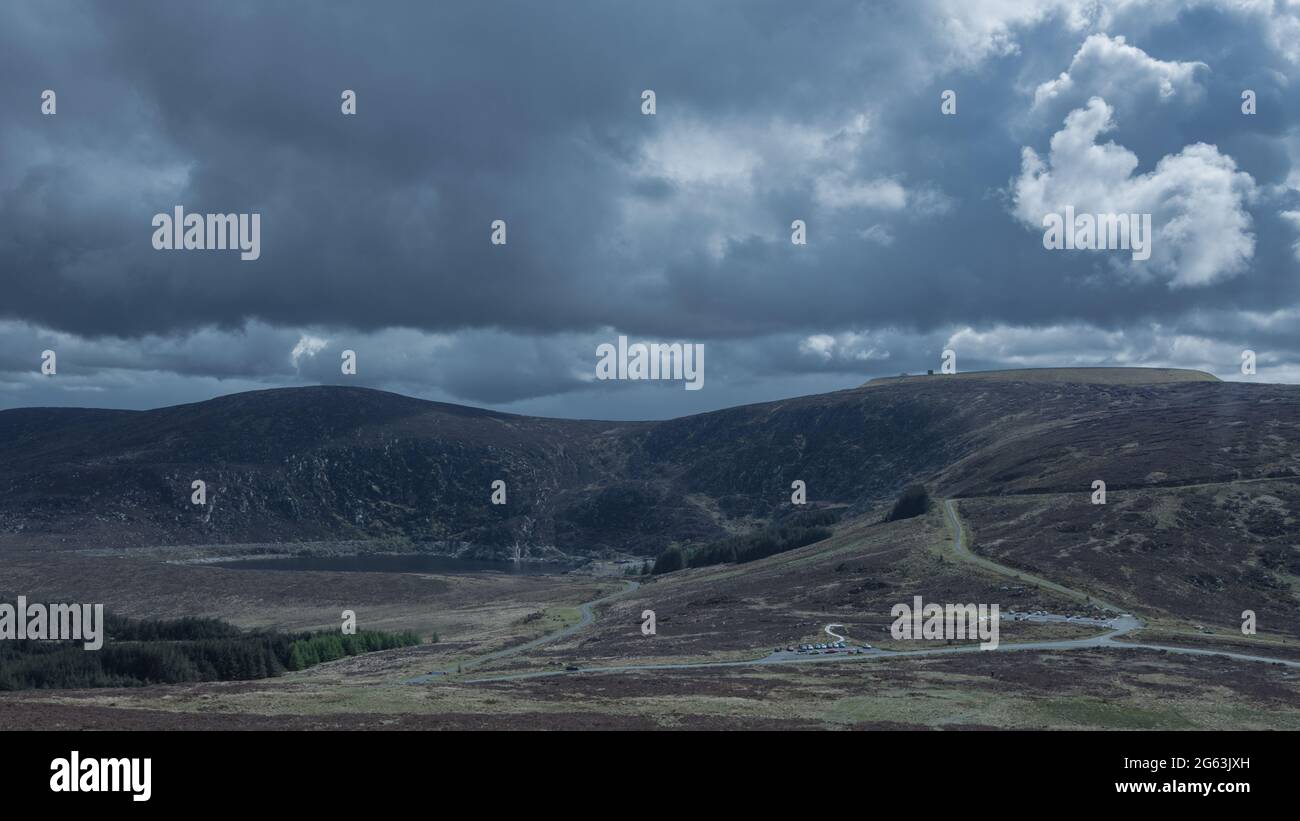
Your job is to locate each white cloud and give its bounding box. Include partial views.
[1013,97,1257,287]
[1032,34,1206,111]
[942,320,1294,380]
[937,0,1300,73]
[929,0,1087,70]
[814,174,907,210]
[636,115,865,192]
[637,121,764,189]
[627,111,941,255]
[290,335,329,368]
[797,331,890,363]
[858,224,896,246]
[946,323,1126,366]
[799,334,836,360]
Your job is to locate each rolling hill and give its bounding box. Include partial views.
[1,368,1297,558]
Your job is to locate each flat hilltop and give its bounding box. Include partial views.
[864,366,1220,387]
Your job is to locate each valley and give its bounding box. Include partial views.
[2,367,1299,729]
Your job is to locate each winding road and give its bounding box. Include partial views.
[413,502,1300,685]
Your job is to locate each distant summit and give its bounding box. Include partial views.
[864,366,1220,387]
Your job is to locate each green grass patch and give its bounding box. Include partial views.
[1035,697,1194,729]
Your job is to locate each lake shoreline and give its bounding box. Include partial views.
[206,552,588,576]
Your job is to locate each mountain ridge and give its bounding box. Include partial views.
[864,366,1220,386]
[3,372,1296,557]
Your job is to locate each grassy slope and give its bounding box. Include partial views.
[5,505,1297,729]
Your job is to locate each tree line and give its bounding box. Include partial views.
[0,611,426,691]
[652,508,842,574]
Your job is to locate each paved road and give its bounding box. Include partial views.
[938,498,1300,668]
[426,504,1300,684]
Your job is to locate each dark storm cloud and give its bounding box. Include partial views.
[1,0,914,338]
[1,1,1299,415]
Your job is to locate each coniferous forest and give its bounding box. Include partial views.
[0,611,425,690]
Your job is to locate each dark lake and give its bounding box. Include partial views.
[212,554,582,575]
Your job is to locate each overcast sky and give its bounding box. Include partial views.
[2,1,1299,419]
